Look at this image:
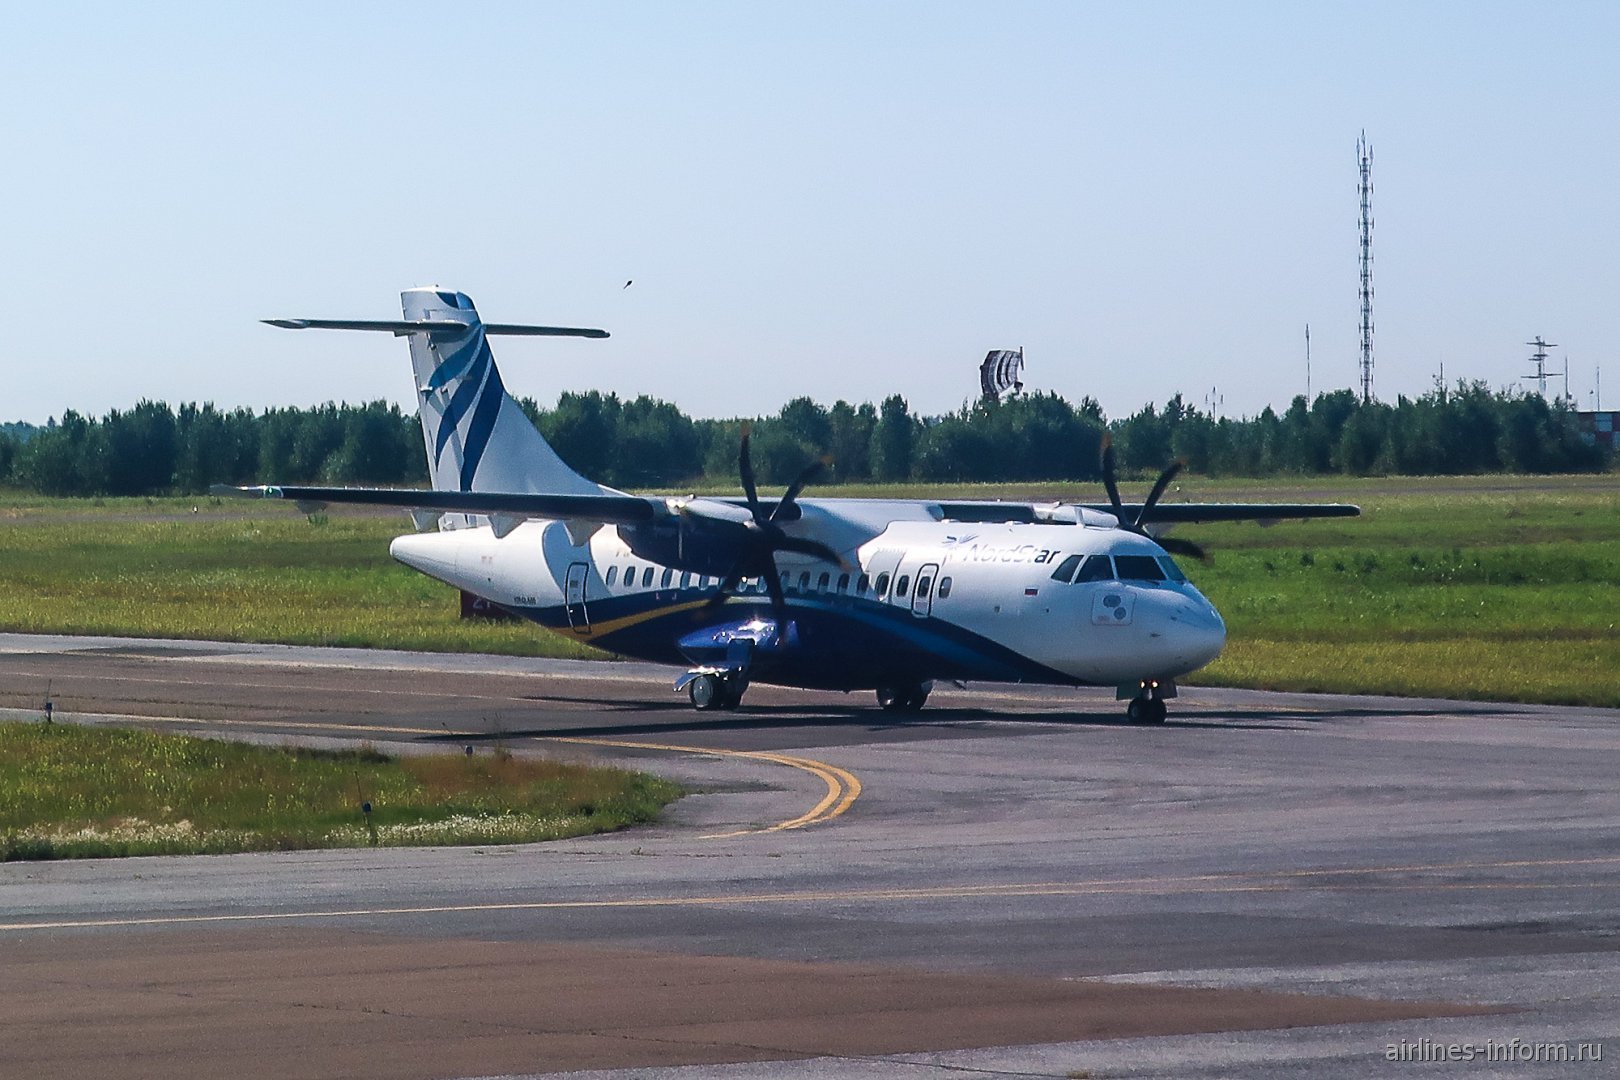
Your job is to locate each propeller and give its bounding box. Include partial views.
[1099,436,1208,561]
[706,425,845,630]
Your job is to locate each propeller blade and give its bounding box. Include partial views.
[776,536,846,567]
[772,455,830,523]
[762,555,790,635]
[737,423,762,522]
[1100,434,1124,517]
[1134,457,1186,528]
[705,563,746,609]
[1156,535,1208,562]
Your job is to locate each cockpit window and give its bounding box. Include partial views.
[1050,554,1082,583]
[1074,554,1114,582]
[1114,554,1167,582]
[1156,556,1188,582]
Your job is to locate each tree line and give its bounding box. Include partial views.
[0,383,1607,497]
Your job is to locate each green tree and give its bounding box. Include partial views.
[872,394,915,481]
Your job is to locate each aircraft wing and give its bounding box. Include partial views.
[931,500,1358,524]
[213,485,1357,530]
[1092,502,1359,524]
[211,484,656,524]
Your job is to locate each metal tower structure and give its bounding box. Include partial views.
[1357,131,1375,403]
[1523,336,1558,397]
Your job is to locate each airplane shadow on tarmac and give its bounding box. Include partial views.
[418,701,1361,744]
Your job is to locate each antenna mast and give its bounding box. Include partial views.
[1357,131,1375,404]
[1523,336,1558,397]
[1305,323,1312,402]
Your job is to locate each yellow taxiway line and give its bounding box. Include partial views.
[5,855,1616,934]
[547,736,861,838]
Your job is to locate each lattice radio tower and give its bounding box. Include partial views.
[1357,131,1375,403]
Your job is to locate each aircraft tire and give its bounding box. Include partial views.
[688,674,723,711]
[1128,697,1167,725]
[878,683,930,712]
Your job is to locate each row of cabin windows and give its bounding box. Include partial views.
[599,562,954,601]
[1048,553,1187,584]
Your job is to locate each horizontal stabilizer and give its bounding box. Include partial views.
[211,484,654,524]
[263,318,609,338]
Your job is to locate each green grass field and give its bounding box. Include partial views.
[1,721,682,860]
[1,475,1616,706]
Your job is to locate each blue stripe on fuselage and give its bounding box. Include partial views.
[502,590,1079,691]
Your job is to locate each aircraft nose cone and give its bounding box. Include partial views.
[1142,591,1226,673]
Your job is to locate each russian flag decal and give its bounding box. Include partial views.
[1025,587,1039,596]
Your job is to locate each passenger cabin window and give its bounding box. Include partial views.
[624,565,636,587]
[917,575,932,598]
[817,572,830,592]
[680,571,691,589]
[895,574,910,598]
[1050,554,1083,583]
[837,572,850,593]
[1157,557,1187,583]
[874,572,890,597]
[798,571,811,592]
[1114,554,1167,582]
[781,571,793,593]
[660,568,673,589]
[937,576,953,599]
[605,567,618,587]
[642,566,655,588]
[857,573,871,594]
[1074,555,1114,583]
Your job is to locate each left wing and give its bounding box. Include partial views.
[212,484,657,524]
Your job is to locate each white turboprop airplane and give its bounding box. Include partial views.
[223,287,1357,723]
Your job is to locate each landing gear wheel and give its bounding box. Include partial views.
[719,678,747,711]
[688,674,723,711]
[1127,696,1167,725]
[877,683,930,712]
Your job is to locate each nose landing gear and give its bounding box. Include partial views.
[1121,678,1173,724]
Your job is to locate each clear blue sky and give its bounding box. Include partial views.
[5,1,1616,425]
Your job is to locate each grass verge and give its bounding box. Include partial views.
[0,721,682,861]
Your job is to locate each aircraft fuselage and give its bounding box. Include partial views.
[390,514,1226,693]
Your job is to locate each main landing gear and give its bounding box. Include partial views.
[876,681,932,712]
[687,672,747,711]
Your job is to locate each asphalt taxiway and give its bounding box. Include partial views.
[1,632,1616,1078]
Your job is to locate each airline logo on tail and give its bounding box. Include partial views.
[423,323,505,491]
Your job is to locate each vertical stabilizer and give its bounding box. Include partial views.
[400,288,610,498]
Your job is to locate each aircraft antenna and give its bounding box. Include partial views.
[1357,131,1375,404]
[1523,336,1558,397]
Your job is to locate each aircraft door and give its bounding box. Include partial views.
[911,562,940,618]
[564,561,591,633]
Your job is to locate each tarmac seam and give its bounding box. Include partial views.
[7,855,1616,934]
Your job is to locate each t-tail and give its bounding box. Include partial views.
[264,287,615,501]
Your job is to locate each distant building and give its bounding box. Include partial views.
[1575,410,1618,450]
